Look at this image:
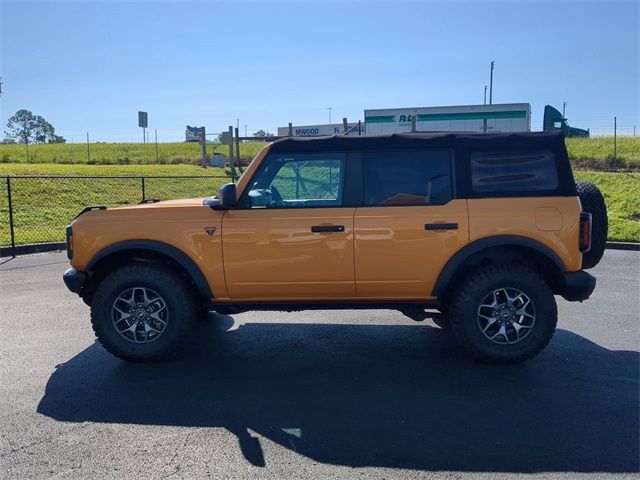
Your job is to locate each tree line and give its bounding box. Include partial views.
[2,109,66,144]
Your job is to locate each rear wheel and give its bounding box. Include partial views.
[449,264,557,364]
[576,181,608,269]
[90,263,197,362]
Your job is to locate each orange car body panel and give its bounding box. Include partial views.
[70,200,230,300]
[466,197,582,271]
[70,142,583,303]
[353,200,469,300]
[221,208,356,300]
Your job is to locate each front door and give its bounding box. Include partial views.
[222,152,355,300]
[354,149,469,300]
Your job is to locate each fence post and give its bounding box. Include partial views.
[235,127,240,169]
[86,132,91,163]
[614,116,617,168]
[141,177,146,202]
[155,130,159,162]
[200,128,208,168]
[228,126,234,167]
[7,177,16,258]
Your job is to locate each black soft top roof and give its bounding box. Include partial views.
[268,131,566,154]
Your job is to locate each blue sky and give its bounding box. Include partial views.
[1,0,638,141]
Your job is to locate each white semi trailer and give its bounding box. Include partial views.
[364,103,531,134]
[276,123,362,137]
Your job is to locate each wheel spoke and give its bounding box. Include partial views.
[488,324,506,340]
[516,308,535,319]
[118,321,137,335]
[144,323,162,335]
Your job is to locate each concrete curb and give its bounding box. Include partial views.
[0,242,66,258]
[606,241,640,251]
[2,240,639,258]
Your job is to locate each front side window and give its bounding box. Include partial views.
[247,153,345,208]
[363,150,452,206]
[471,151,558,193]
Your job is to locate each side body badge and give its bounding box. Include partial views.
[205,226,217,236]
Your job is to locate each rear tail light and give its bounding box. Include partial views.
[579,213,592,253]
[66,225,73,260]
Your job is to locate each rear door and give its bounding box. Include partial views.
[354,150,469,300]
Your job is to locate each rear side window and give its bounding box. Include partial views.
[363,150,452,206]
[471,151,558,193]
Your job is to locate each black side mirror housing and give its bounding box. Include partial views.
[217,183,237,209]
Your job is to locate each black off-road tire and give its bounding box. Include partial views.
[576,181,608,269]
[449,264,557,364]
[90,263,197,362]
[432,315,450,330]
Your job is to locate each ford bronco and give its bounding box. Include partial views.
[63,132,607,363]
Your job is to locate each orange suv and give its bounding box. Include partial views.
[63,132,607,363]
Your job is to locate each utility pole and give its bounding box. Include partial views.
[562,102,566,118]
[327,107,333,125]
[484,85,487,105]
[243,124,248,137]
[489,61,495,105]
[0,77,3,97]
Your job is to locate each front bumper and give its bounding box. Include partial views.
[63,267,87,295]
[560,270,596,302]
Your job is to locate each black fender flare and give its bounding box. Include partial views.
[86,240,213,300]
[432,235,566,297]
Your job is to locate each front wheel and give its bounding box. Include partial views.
[90,263,197,362]
[449,264,557,364]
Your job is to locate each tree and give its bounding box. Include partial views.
[4,109,66,144]
[252,130,274,138]
[4,109,38,144]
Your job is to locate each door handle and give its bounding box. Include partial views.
[425,223,458,231]
[311,225,345,233]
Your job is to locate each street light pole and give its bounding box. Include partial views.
[489,61,494,105]
[484,85,487,105]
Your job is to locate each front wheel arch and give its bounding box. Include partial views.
[83,241,213,303]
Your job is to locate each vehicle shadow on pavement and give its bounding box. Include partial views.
[38,314,639,473]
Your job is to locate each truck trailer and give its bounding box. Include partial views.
[364,103,531,134]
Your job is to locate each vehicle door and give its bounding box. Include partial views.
[222,152,356,300]
[354,149,469,300]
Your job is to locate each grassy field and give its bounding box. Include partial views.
[1,137,639,169]
[0,164,239,246]
[0,163,638,246]
[0,141,265,165]
[573,171,639,243]
[566,137,640,170]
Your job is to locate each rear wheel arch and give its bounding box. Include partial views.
[433,236,566,302]
[83,241,213,302]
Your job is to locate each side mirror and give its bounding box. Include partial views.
[218,183,237,208]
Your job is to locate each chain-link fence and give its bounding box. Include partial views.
[0,175,237,256]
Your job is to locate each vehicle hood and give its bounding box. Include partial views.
[113,198,207,210]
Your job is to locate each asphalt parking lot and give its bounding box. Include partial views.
[0,250,638,479]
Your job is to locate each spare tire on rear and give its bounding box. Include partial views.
[576,182,608,269]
